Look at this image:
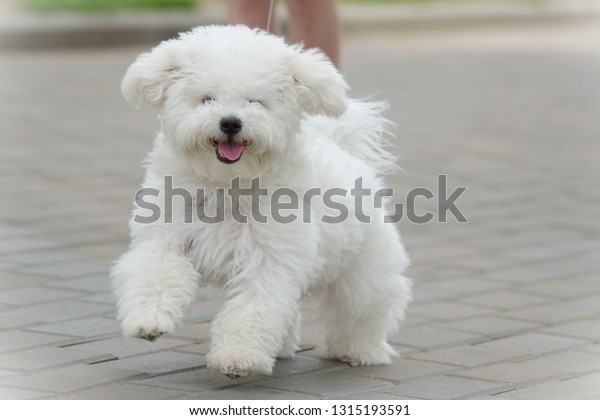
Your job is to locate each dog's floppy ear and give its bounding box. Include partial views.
[292,47,349,118]
[121,39,181,108]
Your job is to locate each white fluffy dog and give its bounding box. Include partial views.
[112,25,412,378]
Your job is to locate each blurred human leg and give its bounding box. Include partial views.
[229,0,278,32]
[285,0,340,67]
[229,0,340,67]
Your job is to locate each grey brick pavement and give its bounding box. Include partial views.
[0,19,599,399]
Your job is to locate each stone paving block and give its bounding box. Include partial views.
[443,255,518,273]
[189,384,317,400]
[134,367,265,392]
[409,301,492,320]
[478,332,588,355]
[580,344,600,354]
[50,275,111,293]
[174,343,211,356]
[97,350,205,375]
[0,311,40,329]
[440,316,539,337]
[297,346,335,361]
[489,256,600,284]
[575,271,600,285]
[0,224,36,238]
[331,390,418,400]
[481,266,555,286]
[172,322,211,341]
[408,244,477,265]
[0,346,114,371]
[348,358,456,381]
[410,344,526,367]
[0,271,54,290]
[518,277,600,299]
[0,364,144,393]
[390,326,483,350]
[57,383,185,400]
[458,290,551,310]
[186,299,222,322]
[400,313,437,328]
[72,243,123,263]
[565,372,600,397]
[270,355,342,378]
[26,316,120,338]
[411,283,466,303]
[259,371,392,398]
[14,261,109,279]
[4,300,113,324]
[2,250,83,266]
[564,295,600,313]
[78,292,116,305]
[67,336,191,359]
[0,330,72,354]
[542,319,600,341]
[458,351,600,384]
[0,286,82,306]
[0,262,16,271]
[389,374,507,400]
[497,372,600,400]
[0,386,55,399]
[0,237,61,255]
[495,244,586,263]
[503,302,600,324]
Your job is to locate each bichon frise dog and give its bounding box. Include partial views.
[111,25,412,378]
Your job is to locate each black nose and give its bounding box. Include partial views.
[220,116,242,136]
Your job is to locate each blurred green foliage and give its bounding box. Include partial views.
[23,0,196,12]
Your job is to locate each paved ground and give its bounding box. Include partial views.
[1,19,600,400]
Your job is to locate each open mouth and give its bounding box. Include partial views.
[211,139,247,164]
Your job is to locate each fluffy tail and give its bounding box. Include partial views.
[331,99,397,175]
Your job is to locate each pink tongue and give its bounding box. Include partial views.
[217,141,244,161]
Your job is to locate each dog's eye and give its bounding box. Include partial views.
[248,99,265,107]
[202,95,215,105]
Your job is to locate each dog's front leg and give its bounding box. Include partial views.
[206,272,303,378]
[111,238,199,341]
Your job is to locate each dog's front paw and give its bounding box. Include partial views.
[120,308,180,341]
[206,350,274,379]
[138,328,163,342]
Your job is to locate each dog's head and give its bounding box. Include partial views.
[122,25,348,181]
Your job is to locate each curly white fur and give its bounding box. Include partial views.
[111,25,412,378]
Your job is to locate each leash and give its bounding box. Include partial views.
[266,0,275,33]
